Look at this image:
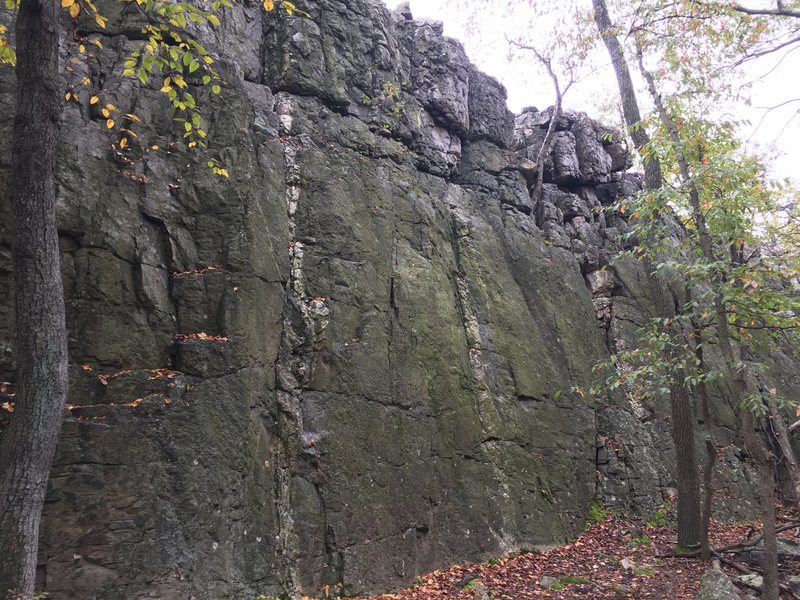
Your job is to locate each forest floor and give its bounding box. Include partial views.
[354,502,800,599]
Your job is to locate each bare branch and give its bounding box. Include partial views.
[733,3,800,18]
[728,33,800,68]
[506,37,574,211]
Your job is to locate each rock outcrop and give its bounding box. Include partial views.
[1,0,798,598]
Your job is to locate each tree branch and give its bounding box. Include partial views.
[733,3,800,18]
[506,37,574,211]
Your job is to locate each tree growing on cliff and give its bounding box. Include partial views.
[502,4,592,207]
[0,1,302,596]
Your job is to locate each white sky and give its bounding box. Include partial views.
[382,0,799,181]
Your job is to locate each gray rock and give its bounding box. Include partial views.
[586,269,616,296]
[468,67,514,147]
[696,569,743,600]
[738,574,763,591]
[540,575,560,589]
[393,1,412,20]
[736,537,800,566]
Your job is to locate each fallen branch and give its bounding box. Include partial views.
[717,555,800,600]
[658,521,800,558]
[715,521,800,553]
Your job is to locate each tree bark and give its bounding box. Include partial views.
[592,0,662,191]
[592,0,701,548]
[667,374,703,548]
[694,323,717,561]
[759,451,780,600]
[763,385,800,503]
[0,2,66,598]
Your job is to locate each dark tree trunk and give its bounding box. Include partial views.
[668,381,703,548]
[0,2,66,598]
[759,451,780,600]
[592,0,701,548]
[592,0,662,191]
[763,385,800,503]
[694,324,717,561]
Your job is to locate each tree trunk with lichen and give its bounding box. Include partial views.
[0,2,67,598]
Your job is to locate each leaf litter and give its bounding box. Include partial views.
[355,504,800,599]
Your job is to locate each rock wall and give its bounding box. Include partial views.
[1,1,796,598]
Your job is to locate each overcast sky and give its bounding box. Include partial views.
[382,0,798,181]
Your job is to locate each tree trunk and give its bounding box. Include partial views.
[668,380,703,548]
[763,386,800,503]
[0,2,66,598]
[759,450,780,600]
[592,0,701,548]
[738,395,781,600]
[592,0,662,191]
[694,323,717,561]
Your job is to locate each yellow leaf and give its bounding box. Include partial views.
[151,145,159,150]
[101,108,110,117]
[61,0,74,7]
[90,95,99,104]
[119,137,128,149]
[160,84,173,93]
[95,14,106,28]
[65,92,72,101]
[263,0,274,10]
[79,44,85,53]
[106,118,114,129]
[105,103,116,111]
[69,2,80,17]
[125,113,141,123]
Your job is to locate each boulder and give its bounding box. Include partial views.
[696,569,743,600]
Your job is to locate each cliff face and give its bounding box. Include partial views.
[0,1,793,598]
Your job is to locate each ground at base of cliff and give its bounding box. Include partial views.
[353,505,800,600]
